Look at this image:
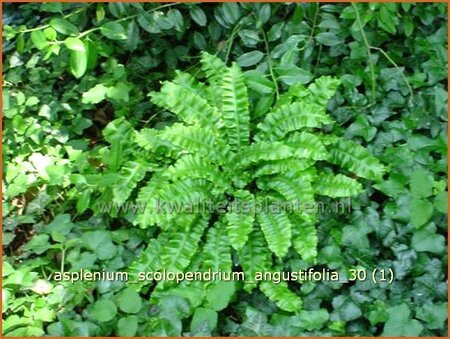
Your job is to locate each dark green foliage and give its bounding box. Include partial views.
[2,2,447,337]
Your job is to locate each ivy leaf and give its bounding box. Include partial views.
[82,84,108,104]
[117,288,142,314]
[412,227,445,254]
[90,300,117,322]
[206,281,235,311]
[100,22,127,40]
[382,304,423,336]
[190,308,218,333]
[416,303,447,330]
[411,198,433,228]
[117,316,138,336]
[410,169,433,198]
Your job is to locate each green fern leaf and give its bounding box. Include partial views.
[127,235,167,290]
[161,215,208,272]
[225,190,255,250]
[290,215,318,263]
[134,174,168,228]
[256,102,332,141]
[163,154,228,189]
[258,173,315,204]
[238,230,271,292]
[112,161,148,204]
[221,62,250,151]
[202,220,232,272]
[149,82,220,128]
[284,131,329,160]
[238,141,293,167]
[314,172,363,197]
[307,75,341,107]
[159,123,231,163]
[328,139,386,181]
[253,158,314,177]
[260,280,302,313]
[200,51,227,87]
[257,211,292,258]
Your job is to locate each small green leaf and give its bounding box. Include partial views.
[382,304,423,336]
[117,288,142,314]
[222,3,241,24]
[434,191,447,213]
[412,228,445,254]
[315,32,343,46]
[90,299,117,322]
[69,49,87,78]
[206,281,235,311]
[275,65,313,85]
[190,308,218,332]
[411,198,433,228]
[100,22,127,40]
[82,84,108,104]
[49,18,79,36]
[117,316,138,336]
[30,30,48,50]
[404,18,414,37]
[410,169,433,198]
[237,51,264,67]
[64,37,85,52]
[189,6,207,26]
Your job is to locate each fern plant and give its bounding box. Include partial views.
[125,52,385,315]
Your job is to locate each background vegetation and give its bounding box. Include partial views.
[2,2,448,336]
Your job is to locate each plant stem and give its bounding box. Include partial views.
[60,247,66,273]
[225,24,240,65]
[370,46,414,103]
[261,28,280,101]
[352,3,377,105]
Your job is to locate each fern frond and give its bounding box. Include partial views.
[163,154,228,189]
[202,221,232,272]
[253,158,314,178]
[328,139,385,181]
[159,123,231,163]
[284,131,329,161]
[256,102,333,141]
[149,82,220,128]
[112,161,148,204]
[290,215,318,263]
[238,141,293,167]
[161,215,208,272]
[225,190,255,250]
[158,178,213,206]
[221,62,250,151]
[314,172,363,197]
[273,83,309,110]
[257,211,292,258]
[238,230,271,292]
[127,235,166,290]
[134,174,168,228]
[258,173,315,204]
[172,70,209,98]
[260,280,302,313]
[307,75,341,107]
[200,51,227,87]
